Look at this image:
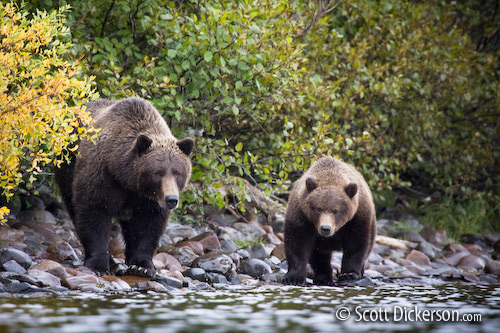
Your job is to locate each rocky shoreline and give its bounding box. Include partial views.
[1,191,500,294]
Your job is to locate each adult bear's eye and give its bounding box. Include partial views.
[316,207,322,214]
[333,209,338,214]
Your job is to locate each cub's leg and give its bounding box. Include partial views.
[310,249,334,285]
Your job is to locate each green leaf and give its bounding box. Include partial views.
[204,51,213,62]
[167,49,177,58]
[232,105,239,115]
[235,142,243,152]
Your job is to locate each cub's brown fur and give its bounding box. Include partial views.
[55,97,194,276]
[283,156,376,285]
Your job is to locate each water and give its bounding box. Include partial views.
[1,284,499,332]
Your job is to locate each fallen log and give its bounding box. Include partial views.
[375,235,418,250]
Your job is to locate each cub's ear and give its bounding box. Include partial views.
[177,137,195,156]
[305,177,318,192]
[135,134,152,154]
[345,183,358,199]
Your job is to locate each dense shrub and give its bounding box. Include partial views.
[0,3,98,220]
[290,0,500,201]
[13,0,500,221]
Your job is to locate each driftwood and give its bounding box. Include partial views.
[375,235,418,250]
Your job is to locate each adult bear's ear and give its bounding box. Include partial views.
[134,134,152,155]
[177,137,194,156]
[345,183,358,198]
[305,177,318,192]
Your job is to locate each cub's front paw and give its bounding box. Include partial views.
[337,272,360,281]
[313,274,334,286]
[282,272,306,285]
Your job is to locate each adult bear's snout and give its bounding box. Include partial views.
[320,225,331,236]
[165,195,179,210]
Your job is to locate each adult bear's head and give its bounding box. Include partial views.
[134,134,194,210]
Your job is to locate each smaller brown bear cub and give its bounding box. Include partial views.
[55,98,194,277]
[283,156,376,285]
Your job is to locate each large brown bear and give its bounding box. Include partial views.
[283,156,376,285]
[55,97,194,277]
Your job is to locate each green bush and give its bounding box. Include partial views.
[291,0,500,201]
[20,0,500,221]
[25,0,310,214]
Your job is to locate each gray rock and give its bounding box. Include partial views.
[183,268,208,282]
[372,243,390,255]
[207,273,228,284]
[153,275,183,289]
[17,209,56,224]
[338,277,377,287]
[264,256,282,268]
[418,240,440,260]
[166,224,198,243]
[444,251,470,266]
[192,253,234,274]
[172,246,199,267]
[376,219,396,236]
[26,269,61,288]
[398,231,425,243]
[220,239,239,252]
[47,241,79,263]
[236,249,251,260]
[367,252,383,264]
[158,233,173,247]
[4,281,55,294]
[0,248,32,268]
[218,226,244,241]
[245,243,267,259]
[240,258,272,278]
[262,271,285,283]
[2,260,27,275]
[227,252,241,268]
[79,284,105,293]
[232,222,266,240]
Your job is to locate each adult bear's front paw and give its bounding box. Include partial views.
[84,256,110,276]
[126,264,156,278]
[282,272,306,285]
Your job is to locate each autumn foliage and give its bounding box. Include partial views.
[0,4,98,219]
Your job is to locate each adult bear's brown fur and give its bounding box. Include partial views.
[283,156,376,285]
[55,97,194,276]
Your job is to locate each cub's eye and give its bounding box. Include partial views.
[316,207,322,214]
[333,209,339,214]
[173,170,181,177]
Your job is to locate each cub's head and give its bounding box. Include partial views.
[301,177,359,237]
[134,134,194,210]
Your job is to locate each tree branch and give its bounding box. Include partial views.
[293,0,342,41]
[100,0,116,38]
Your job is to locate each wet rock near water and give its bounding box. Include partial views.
[1,192,500,295]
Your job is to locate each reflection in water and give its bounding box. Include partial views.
[0,284,499,332]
